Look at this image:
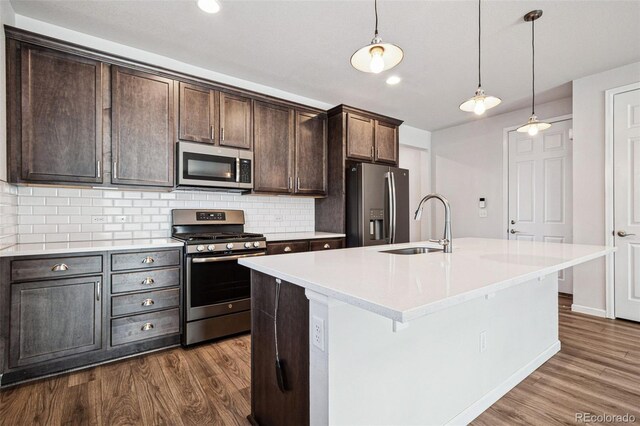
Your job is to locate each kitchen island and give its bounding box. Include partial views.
[240,238,613,425]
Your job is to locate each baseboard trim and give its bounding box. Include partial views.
[446,340,561,426]
[571,304,607,318]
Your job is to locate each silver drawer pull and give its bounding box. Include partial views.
[141,299,155,307]
[323,243,331,249]
[141,322,154,331]
[142,277,155,285]
[51,263,69,272]
[142,256,155,264]
[284,246,292,253]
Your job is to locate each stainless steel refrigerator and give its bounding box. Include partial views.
[346,162,410,247]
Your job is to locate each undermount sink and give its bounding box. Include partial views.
[381,247,443,255]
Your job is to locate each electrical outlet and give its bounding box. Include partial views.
[312,316,325,351]
[479,209,488,218]
[115,215,127,223]
[479,331,487,353]
[274,215,284,222]
[92,216,106,223]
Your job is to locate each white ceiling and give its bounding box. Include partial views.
[9,0,640,131]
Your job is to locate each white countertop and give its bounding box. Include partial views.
[240,238,614,322]
[263,231,346,242]
[0,238,184,257]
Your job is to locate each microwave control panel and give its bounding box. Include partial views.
[239,159,252,183]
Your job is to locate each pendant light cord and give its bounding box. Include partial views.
[478,0,481,88]
[531,18,535,115]
[374,0,379,38]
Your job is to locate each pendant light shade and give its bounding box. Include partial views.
[459,0,501,115]
[350,0,404,73]
[517,10,551,135]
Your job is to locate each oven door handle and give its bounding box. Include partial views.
[191,252,266,263]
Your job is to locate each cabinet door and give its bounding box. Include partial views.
[295,111,327,195]
[20,45,102,184]
[9,276,103,368]
[253,101,294,194]
[220,92,252,150]
[112,67,174,187]
[374,120,398,165]
[178,82,215,143]
[346,112,374,162]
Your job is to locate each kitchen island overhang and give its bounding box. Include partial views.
[241,238,614,425]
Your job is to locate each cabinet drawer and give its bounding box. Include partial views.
[266,241,309,255]
[111,267,180,294]
[11,255,102,282]
[309,238,345,251]
[111,249,180,271]
[111,288,179,317]
[111,308,179,346]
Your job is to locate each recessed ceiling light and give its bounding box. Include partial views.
[197,0,220,14]
[386,76,402,85]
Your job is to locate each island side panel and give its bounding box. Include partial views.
[250,270,310,426]
[307,274,560,426]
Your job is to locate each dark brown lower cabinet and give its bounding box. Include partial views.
[250,271,310,426]
[9,276,103,368]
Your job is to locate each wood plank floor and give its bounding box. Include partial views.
[1,295,639,425]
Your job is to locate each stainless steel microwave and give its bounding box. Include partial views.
[177,142,253,191]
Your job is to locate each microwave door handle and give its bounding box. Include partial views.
[236,158,241,183]
[191,252,266,263]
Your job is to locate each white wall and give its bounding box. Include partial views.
[572,61,640,314]
[399,145,431,241]
[430,97,572,239]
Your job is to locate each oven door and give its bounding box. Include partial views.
[186,251,265,321]
[178,142,252,189]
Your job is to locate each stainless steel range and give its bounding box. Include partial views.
[171,209,266,346]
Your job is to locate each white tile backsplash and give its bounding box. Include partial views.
[16,187,315,243]
[0,181,18,249]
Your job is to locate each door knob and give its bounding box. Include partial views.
[617,230,636,237]
[510,229,521,234]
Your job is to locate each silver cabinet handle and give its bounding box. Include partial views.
[221,127,225,141]
[51,263,69,272]
[510,229,521,234]
[96,281,101,301]
[141,322,154,331]
[617,231,636,237]
[141,299,154,307]
[323,243,331,249]
[284,246,292,253]
[142,277,155,285]
[97,160,101,178]
[376,147,380,159]
[210,125,215,141]
[113,161,117,179]
[297,177,301,191]
[288,176,292,190]
[142,256,155,264]
[370,146,374,158]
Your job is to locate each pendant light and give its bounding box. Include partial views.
[517,10,551,136]
[350,0,404,74]
[459,0,501,115]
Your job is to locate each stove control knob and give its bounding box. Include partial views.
[244,242,252,248]
[207,244,215,251]
[253,241,261,248]
[226,243,234,250]
[196,245,205,252]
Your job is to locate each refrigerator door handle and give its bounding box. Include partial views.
[390,171,397,244]
[385,172,393,243]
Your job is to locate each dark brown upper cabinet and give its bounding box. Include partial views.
[9,44,103,184]
[220,92,252,150]
[374,120,399,164]
[341,106,401,166]
[295,110,327,195]
[253,101,294,194]
[178,82,216,144]
[112,66,175,187]
[178,83,252,150]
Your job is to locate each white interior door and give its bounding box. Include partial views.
[508,119,573,293]
[614,88,640,322]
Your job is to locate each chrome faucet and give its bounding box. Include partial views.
[414,193,453,253]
